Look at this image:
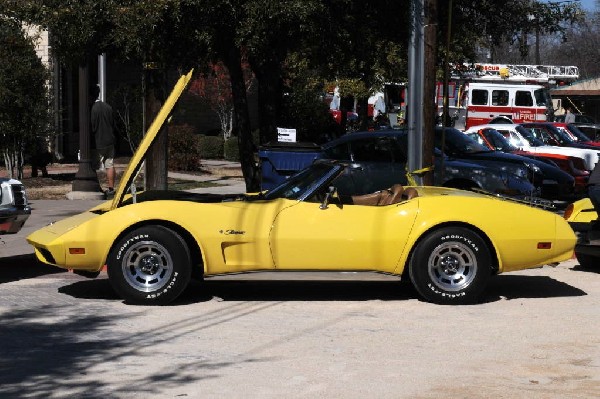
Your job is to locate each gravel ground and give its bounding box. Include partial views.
[0,260,599,398]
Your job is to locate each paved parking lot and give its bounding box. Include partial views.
[1,200,599,398]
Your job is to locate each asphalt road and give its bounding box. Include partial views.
[1,199,599,398]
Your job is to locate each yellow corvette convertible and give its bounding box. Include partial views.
[27,71,576,305]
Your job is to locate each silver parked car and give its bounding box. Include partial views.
[0,178,30,234]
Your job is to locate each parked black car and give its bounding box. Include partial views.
[259,127,574,200]
[259,130,539,198]
[320,130,539,197]
[434,126,575,199]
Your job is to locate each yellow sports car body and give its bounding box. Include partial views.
[27,71,577,305]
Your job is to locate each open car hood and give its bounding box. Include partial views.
[110,70,194,210]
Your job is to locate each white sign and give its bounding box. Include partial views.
[277,127,297,143]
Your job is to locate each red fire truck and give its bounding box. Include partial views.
[441,63,580,130]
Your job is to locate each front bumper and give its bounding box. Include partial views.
[0,206,31,234]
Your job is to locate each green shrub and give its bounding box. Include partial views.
[198,135,224,159]
[224,136,239,161]
[168,125,202,171]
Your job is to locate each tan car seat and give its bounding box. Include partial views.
[351,184,406,206]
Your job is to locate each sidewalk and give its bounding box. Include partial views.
[39,159,247,195]
[168,160,247,195]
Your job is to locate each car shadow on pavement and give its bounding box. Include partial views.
[57,278,419,305]
[180,279,420,304]
[50,273,586,305]
[58,277,120,301]
[481,274,586,303]
[0,254,65,284]
[569,264,600,274]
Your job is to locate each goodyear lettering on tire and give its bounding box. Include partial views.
[117,234,150,260]
[440,234,479,252]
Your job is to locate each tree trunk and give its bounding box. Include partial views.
[224,47,259,192]
[251,59,283,145]
[357,97,369,131]
[143,67,167,191]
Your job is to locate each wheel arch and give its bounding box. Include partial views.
[107,219,204,277]
[400,221,499,276]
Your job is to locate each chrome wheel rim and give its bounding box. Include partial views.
[121,240,173,292]
[428,241,477,292]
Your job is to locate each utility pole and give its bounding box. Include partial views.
[408,0,424,184]
[422,0,437,185]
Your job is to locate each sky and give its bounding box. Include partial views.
[544,0,596,11]
[578,0,597,11]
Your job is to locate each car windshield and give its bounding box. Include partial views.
[516,125,547,146]
[482,129,518,152]
[263,162,340,201]
[436,127,490,155]
[551,126,576,144]
[566,124,592,142]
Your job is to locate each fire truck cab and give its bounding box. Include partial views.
[443,63,579,130]
[463,82,553,129]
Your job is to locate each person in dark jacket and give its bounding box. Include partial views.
[90,85,116,196]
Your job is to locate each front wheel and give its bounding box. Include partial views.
[107,225,192,305]
[409,227,492,304]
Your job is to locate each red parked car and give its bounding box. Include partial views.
[551,122,600,147]
[466,127,589,193]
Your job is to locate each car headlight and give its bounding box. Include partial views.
[523,162,542,174]
[500,164,529,180]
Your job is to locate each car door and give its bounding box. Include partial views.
[269,198,419,273]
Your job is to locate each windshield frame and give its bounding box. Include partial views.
[262,162,342,201]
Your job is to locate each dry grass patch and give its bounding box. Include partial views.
[18,162,243,200]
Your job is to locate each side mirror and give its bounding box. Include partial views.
[320,186,337,210]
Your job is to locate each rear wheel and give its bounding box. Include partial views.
[409,227,492,304]
[107,225,192,305]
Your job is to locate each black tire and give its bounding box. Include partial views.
[409,227,492,305]
[575,252,599,269]
[107,225,192,305]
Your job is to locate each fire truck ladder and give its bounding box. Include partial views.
[451,63,580,83]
